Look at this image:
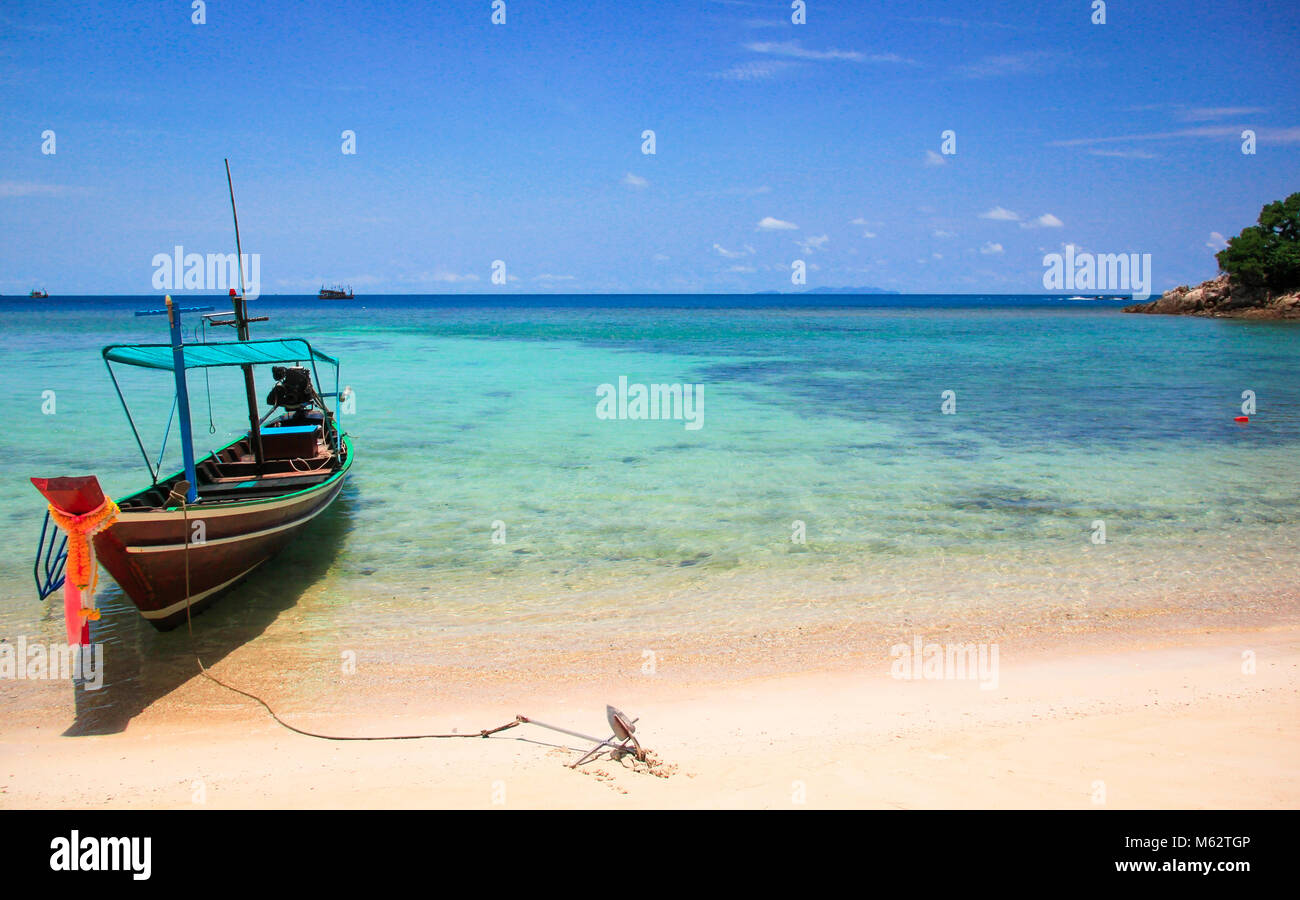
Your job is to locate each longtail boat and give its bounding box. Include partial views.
[32,162,353,641]
[318,285,353,300]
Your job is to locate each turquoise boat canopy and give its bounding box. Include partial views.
[103,339,338,371]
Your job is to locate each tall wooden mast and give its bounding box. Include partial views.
[222,159,266,470]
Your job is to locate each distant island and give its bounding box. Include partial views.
[804,286,900,294]
[754,286,900,295]
[1126,192,1300,319]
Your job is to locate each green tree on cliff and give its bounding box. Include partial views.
[1216,192,1300,292]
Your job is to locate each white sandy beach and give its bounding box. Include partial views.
[2,614,1296,809]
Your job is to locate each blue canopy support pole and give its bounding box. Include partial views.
[103,357,160,483]
[164,296,200,503]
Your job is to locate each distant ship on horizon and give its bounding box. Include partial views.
[29,289,48,299]
[318,284,354,300]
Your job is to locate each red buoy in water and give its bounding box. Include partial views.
[1234,416,1250,423]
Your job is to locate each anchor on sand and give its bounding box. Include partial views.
[519,706,645,768]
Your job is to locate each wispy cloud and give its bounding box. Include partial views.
[851,217,880,238]
[896,15,1024,31]
[1051,126,1300,146]
[1206,231,1228,251]
[980,242,1005,255]
[534,273,576,282]
[622,172,649,188]
[757,216,798,230]
[1088,148,1159,159]
[711,60,795,81]
[924,150,947,167]
[713,242,755,258]
[797,234,829,253]
[954,51,1053,79]
[745,41,912,64]
[1177,106,1267,121]
[0,181,85,198]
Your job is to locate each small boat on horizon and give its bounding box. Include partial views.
[32,162,353,640]
[30,289,48,299]
[318,284,354,300]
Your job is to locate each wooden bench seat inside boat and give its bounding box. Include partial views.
[115,430,345,510]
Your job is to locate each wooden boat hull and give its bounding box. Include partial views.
[93,455,350,630]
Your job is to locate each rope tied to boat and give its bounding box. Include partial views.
[164,484,656,769]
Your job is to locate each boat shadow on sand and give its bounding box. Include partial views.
[64,489,356,736]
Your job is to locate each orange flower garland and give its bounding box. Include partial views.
[47,497,120,613]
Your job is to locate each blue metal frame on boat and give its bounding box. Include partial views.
[101,326,343,489]
[102,337,340,371]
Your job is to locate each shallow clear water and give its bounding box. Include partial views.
[2,295,1298,719]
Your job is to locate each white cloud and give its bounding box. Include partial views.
[534,273,577,281]
[713,243,756,258]
[932,229,956,238]
[1021,213,1063,229]
[727,265,757,273]
[850,217,880,237]
[797,234,830,253]
[980,242,1005,255]
[653,253,671,261]
[622,172,648,188]
[924,150,946,167]
[431,271,480,283]
[980,206,1020,221]
[1206,231,1228,251]
[757,216,798,230]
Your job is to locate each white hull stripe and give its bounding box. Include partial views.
[137,562,265,619]
[125,492,338,554]
[121,479,343,523]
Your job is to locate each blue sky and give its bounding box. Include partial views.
[2,0,1298,294]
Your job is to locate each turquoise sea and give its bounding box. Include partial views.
[2,295,1298,721]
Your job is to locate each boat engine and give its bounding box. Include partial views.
[266,365,317,421]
